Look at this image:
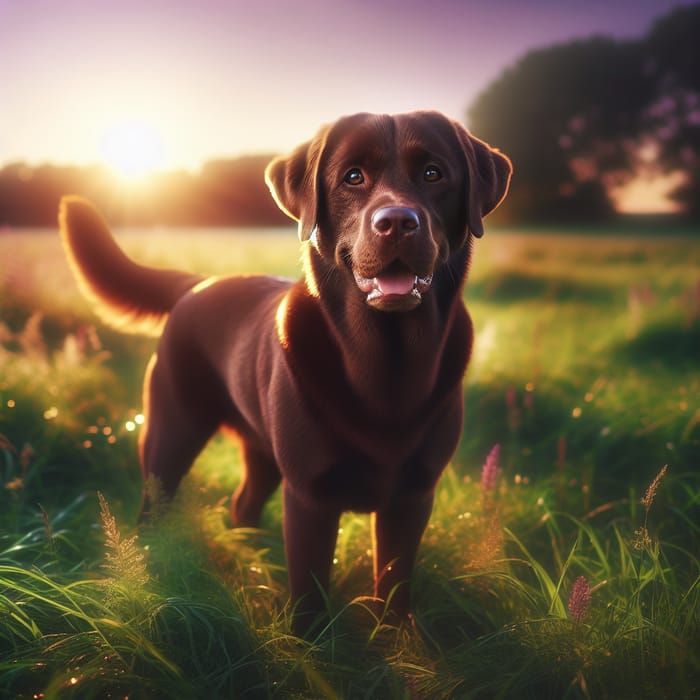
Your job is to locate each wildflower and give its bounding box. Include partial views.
[0,434,15,452]
[39,503,52,540]
[506,388,521,431]
[481,444,501,493]
[641,464,668,512]
[568,575,592,623]
[20,443,34,470]
[557,435,567,469]
[5,476,24,492]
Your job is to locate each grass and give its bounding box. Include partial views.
[1,225,699,698]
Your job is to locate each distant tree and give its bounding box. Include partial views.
[468,37,653,223]
[644,4,700,217]
[199,156,289,226]
[0,156,290,228]
[0,163,100,226]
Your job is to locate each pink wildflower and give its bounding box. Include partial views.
[481,444,501,493]
[557,435,567,469]
[20,443,35,470]
[568,575,592,622]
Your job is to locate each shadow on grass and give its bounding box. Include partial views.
[468,271,621,304]
[614,320,700,369]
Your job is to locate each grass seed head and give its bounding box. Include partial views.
[633,526,652,551]
[641,465,668,512]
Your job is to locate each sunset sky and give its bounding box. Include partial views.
[1,0,696,208]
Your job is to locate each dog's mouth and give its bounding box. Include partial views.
[353,261,433,311]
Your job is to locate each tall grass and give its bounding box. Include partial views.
[1,226,699,697]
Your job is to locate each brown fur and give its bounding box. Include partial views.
[59,111,511,634]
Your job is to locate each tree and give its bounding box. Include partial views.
[644,4,700,218]
[468,37,653,223]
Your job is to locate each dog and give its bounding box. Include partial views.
[59,110,511,634]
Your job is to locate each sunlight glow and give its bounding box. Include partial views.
[613,171,685,214]
[275,294,291,349]
[99,119,166,179]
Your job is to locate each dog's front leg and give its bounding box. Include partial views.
[372,489,435,622]
[283,483,340,636]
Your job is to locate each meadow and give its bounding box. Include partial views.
[1,224,699,699]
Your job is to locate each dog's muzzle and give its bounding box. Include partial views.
[352,205,435,311]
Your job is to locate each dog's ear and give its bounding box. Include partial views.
[453,122,512,238]
[265,127,329,242]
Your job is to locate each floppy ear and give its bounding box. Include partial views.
[453,122,512,238]
[265,127,329,242]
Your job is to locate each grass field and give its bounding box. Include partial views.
[1,225,699,699]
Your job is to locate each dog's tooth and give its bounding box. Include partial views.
[416,275,433,293]
[354,274,376,293]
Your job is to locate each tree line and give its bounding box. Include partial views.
[0,156,289,228]
[468,3,700,223]
[1,3,699,228]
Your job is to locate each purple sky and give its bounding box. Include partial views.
[1,0,696,172]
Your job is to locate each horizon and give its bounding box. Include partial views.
[2,0,697,214]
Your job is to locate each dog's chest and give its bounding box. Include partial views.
[271,366,465,511]
[267,284,470,508]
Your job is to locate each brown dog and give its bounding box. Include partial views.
[59,111,511,633]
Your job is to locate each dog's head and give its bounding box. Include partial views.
[266,111,511,312]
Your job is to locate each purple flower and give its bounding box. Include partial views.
[568,575,592,622]
[481,444,501,493]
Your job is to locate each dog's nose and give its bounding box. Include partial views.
[371,206,420,237]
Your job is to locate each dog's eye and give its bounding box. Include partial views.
[344,168,365,186]
[424,165,443,182]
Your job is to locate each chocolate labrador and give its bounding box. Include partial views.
[59,110,511,633]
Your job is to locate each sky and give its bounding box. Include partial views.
[1,0,697,179]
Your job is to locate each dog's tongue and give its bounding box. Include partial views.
[375,271,416,296]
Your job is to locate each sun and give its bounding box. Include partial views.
[99,119,166,179]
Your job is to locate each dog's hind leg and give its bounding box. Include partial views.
[230,443,281,527]
[137,353,220,522]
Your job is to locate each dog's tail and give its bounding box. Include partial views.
[59,196,204,336]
